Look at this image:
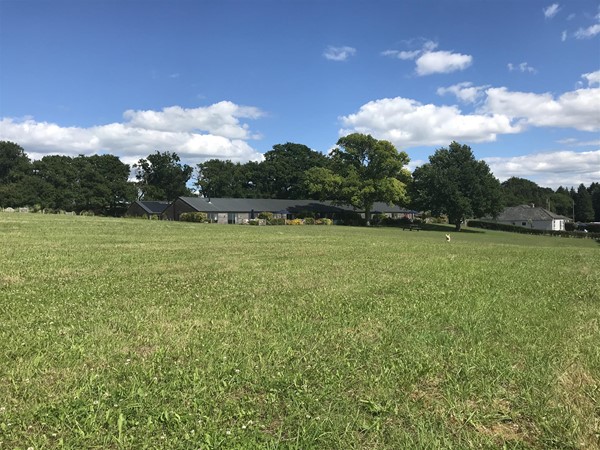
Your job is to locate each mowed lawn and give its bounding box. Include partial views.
[0,214,598,449]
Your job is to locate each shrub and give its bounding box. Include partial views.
[248,219,260,226]
[565,222,575,231]
[316,218,333,225]
[267,218,286,225]
[180,212,208,223]
[304,217,315,225]
[258,211,273,221]
[286,218,304,225]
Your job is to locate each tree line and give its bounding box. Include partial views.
[1,138,598,226]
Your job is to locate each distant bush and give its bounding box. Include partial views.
[79,210,94,216]
[565,222,576,231]
[248,219,260,226]
[316,218,333,225]
[286,218,304,225]
[180,212,208,223]
[370,214,387,226]
[304,217,315,225]
[267,218,286,225]
[467,220,600,240]
[296,210,315,219]
[258,211,273,221]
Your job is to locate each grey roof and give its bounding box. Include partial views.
[492,205,565,221]
[136,201,170,214]
[177,197,415,214]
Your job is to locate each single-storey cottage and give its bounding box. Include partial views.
[162,197,416,223]
[125,200,170,219]
[485,205,567,231]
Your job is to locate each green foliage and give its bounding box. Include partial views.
[316,218,333,225]
[135,151,193,201]
[195,159,252,198]
[266,217,285,225]
[574,183,594,222]
[257,211,273,220]
[304,217,315,225]
[179,211,208,223]
[411,142,503,231]
[306,133,410,223]
[262,142,329,199]
[501,177,554,208]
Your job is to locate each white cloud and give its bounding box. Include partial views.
[123,102,264,139]
[382,49,421,60]
[323,46,356,61]
[0,102,266,165]
[382,40,471,76]
[575,23,600,38]
[339,97,520,148]
[582,70,600,86]
[483,86,600,131]
[543,3,560,19]
[415,51,473,75]
[340,72,600,150]
[561,30,568,41]
[485,150,600,188]
[508,62,537,74]
[436,82,489,104]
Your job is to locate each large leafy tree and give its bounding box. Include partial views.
[305,133,410,223]
[135,151,193,201]
[261,143,329,199]
[411,141,503,231]
[589,182,600,222]
[501,177,554,208]
[196,159,252,198]
[0,141,35,207]
[574,183,594,222]
[73,155,136,215]
[551,187,574,218]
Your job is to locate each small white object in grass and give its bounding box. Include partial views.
[445,234,451,242]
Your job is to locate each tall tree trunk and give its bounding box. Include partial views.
[454,220,462,231]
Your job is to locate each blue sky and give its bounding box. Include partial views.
[1,0,599,188]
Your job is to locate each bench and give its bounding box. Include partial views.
[402,224,422,231]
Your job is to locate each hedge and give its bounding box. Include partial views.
[466,220,600,240]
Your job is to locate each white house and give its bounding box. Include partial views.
[489,205,567,231]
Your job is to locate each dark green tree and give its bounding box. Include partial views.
[550,189,574,218]
[589,182,600,222]
[0,141,31,184]
[196,159,250,198]
[574,183,594,222]
[34,155,79,210]
[411,141,503,231]
[135,151,193,201]
[0,141,35,207]
[261,143,329,199]
[501,177,554,208]
[305,133,410,223]
[73,155,136,215]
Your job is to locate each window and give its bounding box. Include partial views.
[228,213,236,224]
[522,222,527,226]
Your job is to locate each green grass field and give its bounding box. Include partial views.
[1,213,598,449]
